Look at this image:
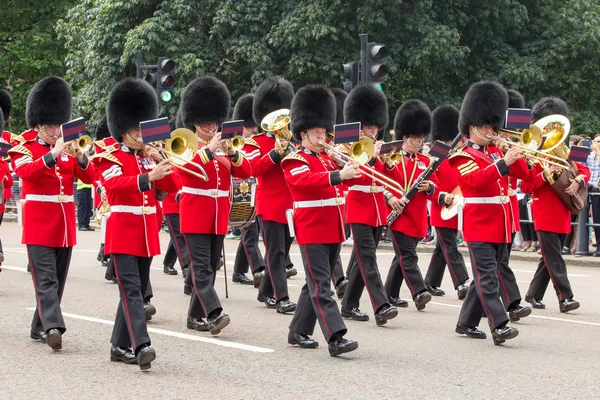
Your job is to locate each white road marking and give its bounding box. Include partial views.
[25,308,274,353]
[1,265,27,272]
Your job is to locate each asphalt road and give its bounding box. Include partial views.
[1,222,599,399]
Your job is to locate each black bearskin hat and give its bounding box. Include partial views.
[344,85,389,135]
[181,76,230,130]
[328,88,348,125]
[0,90,11,122]
[459,81,508,136]
[531,97,569,123]
[26,77,72,129]
[106,78,158,142]
[290,85,336,142]
[253,76,294,127]
[393,99,431,140]
[507,89,525,109]
[95,115,111,140]
[233,94,256,128]
[431,105,459,143]
[0,107,4,133]
[174,109,184,129]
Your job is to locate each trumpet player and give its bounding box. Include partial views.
[9,76,96,350]
[337,85,398,325]
[179,77,252,334]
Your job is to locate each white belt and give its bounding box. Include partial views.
[25,194,74,203]
[181,186,229,198]
[463,196,510,205]
[349,185,385,193]
[110,205,156,215]
[294,198,345,209]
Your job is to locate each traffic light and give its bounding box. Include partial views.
[156,57,176,103]
[365,42,389,91]
[340,61,359,93]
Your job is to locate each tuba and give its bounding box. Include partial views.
[261,109,293,153]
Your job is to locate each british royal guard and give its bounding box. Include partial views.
[242,76,297,313]
[0,89,17,144]
[283,85,361,356]
[178,77,252,334]
[451,81,533,345]
[96,78,178,369]
[338,85,398,325]
[522,97,590,312]
[0,107,14,267]
[93,115,114,269]
[423,105,470,300]
[383,100,439,311]
[9,76,96,350]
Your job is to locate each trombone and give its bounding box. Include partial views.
[319,137,406,196]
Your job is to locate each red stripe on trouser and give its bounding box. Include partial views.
[259,218,277,299]
[391,232,415,296]
[467,243,496,329]
[351,224,376,311]
[184,234,208,315]
[27,252,45,331]
[302,244,332,336]
[437,228,459,285]
[497,269,511,307]
[113,256,137,350]
[538,233,565,301]
[166,216,184,267]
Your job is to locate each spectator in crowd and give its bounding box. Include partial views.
[586,134,600,256]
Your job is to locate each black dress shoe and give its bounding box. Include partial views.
[105,273,117,284]
[276,299,297,314]
[208,313,230,335]
[288,331,319,349]
[144,303,156,321]
[593,251,600,257]
[216,258,224,271]
[46,329,62,350]
[509,305,532,322]
[163,266,178,275]
[257,294,276,309]
[286,266,298,278]
[559,298,580,313]
[184,284,193,295]
[456,283,468,300]
[425,284,445,297]
[86,226,96,231]
[335,278,348,299]
[455,323,487,339]
[375,305,398,326]
[110,346,137,364]
[136,345,156,371]
[232,272,253,285]
[524,295,546,309]
[328,337,359,357]
[186,316,209,332]
[389,297,409,308]
[492,326,519,345]
[253,270,265,288]
[414,291,432,311]
[101,260,109,267]
[30,329,47,343]
[341,307,369,321]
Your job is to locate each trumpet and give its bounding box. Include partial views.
[219,135,245,154]
[261,109,293,153]
[65,135,93,156]
[380,151,401,168]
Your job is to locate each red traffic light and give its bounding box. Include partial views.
[160,58,176,74]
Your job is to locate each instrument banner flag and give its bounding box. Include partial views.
[505,108,532,130]
[568,145,591,163]
[334,122,361,144]
[0,141,11,158]
[380,140,403,155]
[428,140,451,159]
[61,117,87,142]
[140,117,171,143]
[222,120,245,140]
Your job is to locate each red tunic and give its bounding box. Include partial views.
[429,158,459,230]
[92,137,117,208]
[520,162,590,234]
[0,160,14,214]
[282,149,346,245]
[162,191,180,215]
[96,144,179,257]
[243,133,293,224]
[178,146,252,235]
[508,177,520,234]
[344,158,387,227]
[9,138,96,247]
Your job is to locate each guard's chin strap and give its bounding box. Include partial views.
[472,126,493,143]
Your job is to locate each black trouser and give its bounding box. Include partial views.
[518,196,537,241]
[424,227,469,289]
[76,188,92,228]
[106,255,153,301]
[458,242,510,331]
[234,221,265,274]
[163,214,190,270]
[0,212,4,254]
[500,232,522,311]
[185,233,225,319]
[258,217,292,302]
[332,255,344,286]
[290,243,347,343]
[342,224,387,312]
[563,213,578,248]
[590,187,600,246]
[28,245,72,334]
[526,231,573,302]
[97,243,108,263]
[111,254,152,352]
[385,230,426,299]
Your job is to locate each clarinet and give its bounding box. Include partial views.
[387,133,463,225]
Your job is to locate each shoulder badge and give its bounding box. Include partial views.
[244,137,261,148]
[90,146,123,166]
[449,148,475,161]
[8,144,33,158]
[282,152,309,165]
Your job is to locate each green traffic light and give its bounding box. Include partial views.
[161,91,173,102]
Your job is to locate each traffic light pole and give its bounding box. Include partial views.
[136,50,143,79]
[360,33,368,84]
